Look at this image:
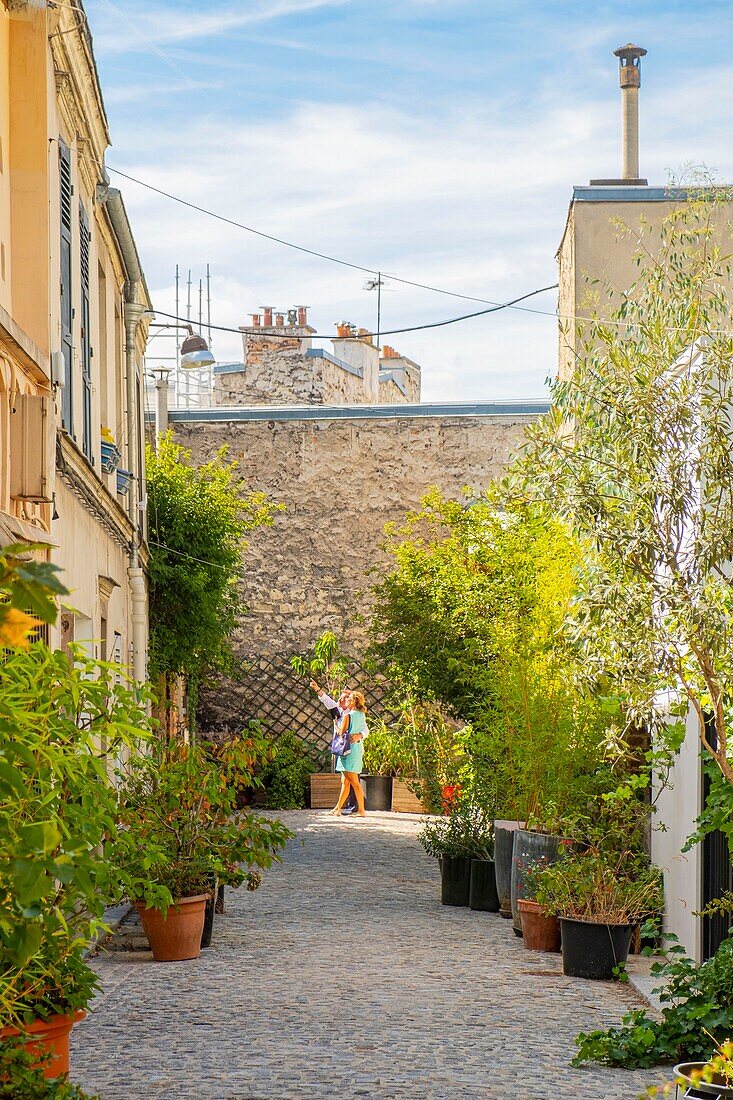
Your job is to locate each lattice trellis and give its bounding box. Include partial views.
[198,654,399,762]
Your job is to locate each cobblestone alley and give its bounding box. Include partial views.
[72,812,667,1099]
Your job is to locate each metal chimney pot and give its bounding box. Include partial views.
[614,43,647,181]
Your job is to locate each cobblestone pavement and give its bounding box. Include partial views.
[72,811,668,1100]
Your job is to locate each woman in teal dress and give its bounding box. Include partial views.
[328,691,367,817]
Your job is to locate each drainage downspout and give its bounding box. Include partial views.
[100,186,148,683]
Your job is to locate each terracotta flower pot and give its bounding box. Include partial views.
[517,898,561,952]
[136,894,207,962]
[0,1009,85,1079]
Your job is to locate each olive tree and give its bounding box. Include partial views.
[512,190,733,799]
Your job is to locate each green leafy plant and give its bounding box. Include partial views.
[535,848,662,924]
[370,492,626,824]
[417,803,494,861]
[290,631,351,697]
[575,936,733,1069]
[0,1036,100,1098]
[147,434,281,726]
[110,743,293,915]
[260,731,325,809]
[508,188,733,821]
[0,547,152,1027]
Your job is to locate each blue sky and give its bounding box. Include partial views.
[86,0,733,400]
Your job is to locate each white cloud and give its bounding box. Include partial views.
[100,21,733,401]
[91,0,353,52]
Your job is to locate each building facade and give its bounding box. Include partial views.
[0,0,150,677]
[212,308,421,407]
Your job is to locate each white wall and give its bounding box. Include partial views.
[652,709,703,962]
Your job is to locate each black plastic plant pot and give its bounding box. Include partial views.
[493,821,523,919]
[201,876,218,949]
[560,917,636,980]
[469,859,500,912]
[440,856,472,906]
[363,775,393,812]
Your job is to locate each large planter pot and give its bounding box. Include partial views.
[511,829,566,935]
[440,855,472,906]
[518,898,561,952]
[0,1010,85,1079]
[391,778,429,814]
[673,1063,733,1097]
[363,774,393,811]
[493,820,524,919]
[560,917,636,980]
[469,859,500,912]
[136,894,207,962]
[310,773,342,809]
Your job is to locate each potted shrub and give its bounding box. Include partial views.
[111,744,292,962]
[535,848,663,979]
[361,718,400,811]
[0,947,96,1081]
[0,546,152,1075]
[510,825,570,936]
[418,805,494,907]
[516,860,561,952]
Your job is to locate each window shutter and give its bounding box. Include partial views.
[80,202,93,462]
[59,141,74,434]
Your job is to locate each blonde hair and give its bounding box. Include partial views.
[349,690,366,712]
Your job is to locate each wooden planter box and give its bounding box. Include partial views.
[310,773,342,809]
[391,778,429,814]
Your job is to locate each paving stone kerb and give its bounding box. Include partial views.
[72,812,668,1100]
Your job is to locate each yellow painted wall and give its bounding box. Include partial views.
[0,9,11,315]
[8,4,50,354]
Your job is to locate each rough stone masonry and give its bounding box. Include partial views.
[171,402,547,737]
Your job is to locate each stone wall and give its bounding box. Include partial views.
[171,407,543,734]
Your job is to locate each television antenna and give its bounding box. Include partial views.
[362,272,393,350]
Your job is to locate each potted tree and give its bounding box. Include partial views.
[534,848,663,979]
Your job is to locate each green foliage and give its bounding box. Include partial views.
[574,936,733,1068]
[535,848,663,924]
[371,491,624,822]
[147,434,279,693]
[508,190,733,793]
[417,803,494,861]
[0,548,152,1027]
[0,1037,100,1099]
[261,732,326,809]
[110,743,293,915]
[361,718,406,777]
[291,631,351,696]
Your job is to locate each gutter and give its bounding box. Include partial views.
[99,185,148,683]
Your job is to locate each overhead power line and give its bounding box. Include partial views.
[84,155,552,310]
[148,283,559,342]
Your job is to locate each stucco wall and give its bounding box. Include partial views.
[172,410,536,731]
[651,711,703,962]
